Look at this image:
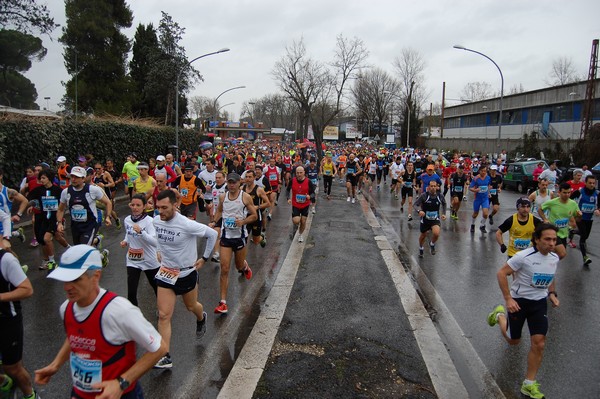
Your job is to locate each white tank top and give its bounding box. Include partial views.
[533,190,550,216]
[222,191,247,239]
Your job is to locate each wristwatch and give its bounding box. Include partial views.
[117,376,130,391]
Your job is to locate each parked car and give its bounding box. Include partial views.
[504,160,549,194]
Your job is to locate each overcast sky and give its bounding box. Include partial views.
[27,0,600,121]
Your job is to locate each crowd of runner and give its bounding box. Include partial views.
[0,139,598,398]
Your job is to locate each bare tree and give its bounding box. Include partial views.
[393,48,427,147]
[545,56,579,86]
[459,81,494,102]
[508,83,526,95]
[272,34,368,156]
[240,94,300,129]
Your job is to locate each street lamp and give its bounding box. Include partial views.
[175,47,230,159]
[217,102,235,113]
[453,45,504,148]
[44,97,51,111]
[212,85,246,135]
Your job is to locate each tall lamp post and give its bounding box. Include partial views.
[453,45,504,149]
[212,85,246,135]
[175,48,230,159]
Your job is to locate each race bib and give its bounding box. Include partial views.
[223,217,237,229]
[490,189,497,195]
[310,179,318,185]
[581,203,595,213]
[181,188,189,197]
[453,186,463,193]
[513,238,530,250]
[296,194,307,204]
[269,174,277,181]
[416,168,422,174]
[128,247,144,262]
[71,205,87,222]
[155,265,180,285]
[60,179,67,187]
[325,170,332,175]
[479,186,488,193]
[347,167,356,174]
[70,354,102,393]
[425,211,438,220]
[404,181,412,188]
[531,272,554,288]
[42,197,59,211]
[554,218,568,228]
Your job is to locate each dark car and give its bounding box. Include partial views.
[504,160,548,193]
[561,163,600,188]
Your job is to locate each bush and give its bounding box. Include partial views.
[0,117,202,188]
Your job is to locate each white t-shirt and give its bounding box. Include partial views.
[539,169,558,192]
[122,215,159,270]
[59,288,162,352]
[198,169,217,200]
[0,251,27,317]
[507,246,559,301]
[390,162,405,179]
[153,212,218,277]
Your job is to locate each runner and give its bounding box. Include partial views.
[320,152,337,200]
[26,169,69,271]
[56,156,71,190]
[418,164,442,196]
[569,175,599,266]
[449,165,468,220]
[263,157,282,215]
[164,153,182,176]
[414,180,447,258]
[365,154,377,193]
[120,194,159,307]
[209,171,227,263]
[153,189,217,368]
[345,154,362,204]
[337,152,347,183]
[286,166,316,242]
[121,153,140,201]
[538,161,558,194]
[538,182,580,260]
[132,163,157,217]
[93,162,121,230]
[242,170,269,247]
[104,159,122,227]
[172,165,205,220]
[56,166,112,267]
[0,243,38,399]
[400,162,417,221]
[375,154,386,191]
[496,197,541,258]
[487,223,560,399]
[198,159,218,222]
[36,245,167,397]
[153,155,177,185]
[306,158,319,214]
[210,173,257,315]
[528,178,554,219]
[469,166,492,233]
[0,169,28,243]
[389,156,405,200]
[488,165,504,225]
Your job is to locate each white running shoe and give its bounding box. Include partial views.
[347,197,351,202]
[351,198,355,204]
[298,235,304,243]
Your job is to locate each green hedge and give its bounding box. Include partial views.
[0,119,202,188]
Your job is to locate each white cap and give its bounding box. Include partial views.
[490,165,498,170]
[473,157,479,161]
[156,155,166,161]
[48,245,103,282]
[57,156,67,162]
[70,166,86,178]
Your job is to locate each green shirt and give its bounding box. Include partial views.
[541,197,579,238]
[122,161,140,187]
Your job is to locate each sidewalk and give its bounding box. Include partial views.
[219,183,467,398]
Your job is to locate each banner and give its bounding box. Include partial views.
[323,125,339,140]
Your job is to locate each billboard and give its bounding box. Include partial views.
[323,125,339,140]
[346,123,362,139]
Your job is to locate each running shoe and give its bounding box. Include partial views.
[211,252,220,262]
[568,240,577,248]
[298,234,304,243]
[430,244,436,255]
[115,217,122,230]
[153,354,173,369]
[489,215,494,225]
[39,261,48,270]
[21,264,28,274]
[480,225,487,233]
[394,194,399,200]
[214,301,228,314]
[351,198,355,204]
[260,235,267,248]
[470,224,475,233]
[94,233,104,249]
[327,195,331,200]
[0,374,13,393]
[101,249,110,268]
[418,248,424,258]
[267,213,272,221]
[584,256,592,266]
[520,381,544,399]
[377,185,380,191]
[408,214,412,221]
[487,304,505,327]
[347,197,351,202]
[196,312,207,338]
[357,189,361,194]
[311,206,316,214]
[30,237,39,247]
[400,207,404,212]
[46,260,57,271]
[14,227,26,243]
[242,261,252,280]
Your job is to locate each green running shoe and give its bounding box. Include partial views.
[0,374,13,392]
[520,380,545,398]
[487,304,505,327]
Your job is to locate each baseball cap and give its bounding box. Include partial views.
[490,165,498,170]
[184,164,194,171]
[70,166,86,178]
[156,155,166,161]
[77,155,87,163]
[57,156,66,162]
[48,245,103,282]
[516,197,531,209]
[227,173,241,182]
